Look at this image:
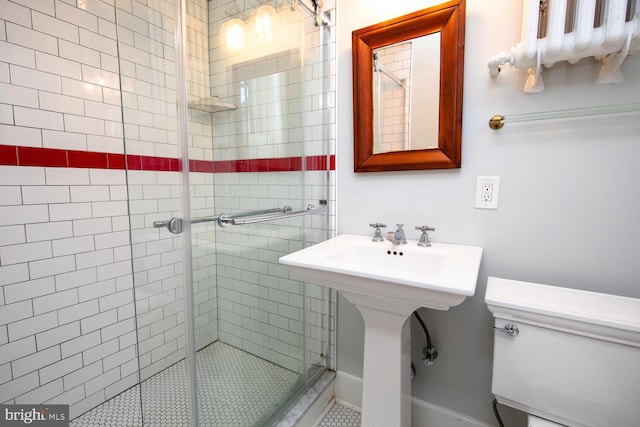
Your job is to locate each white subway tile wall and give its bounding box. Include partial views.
[375,42,411,153]
[0,167,136,416]
[0,0,335,421]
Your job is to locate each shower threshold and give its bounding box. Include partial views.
[71,342,314,426]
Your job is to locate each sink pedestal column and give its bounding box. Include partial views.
[342,291,418,427]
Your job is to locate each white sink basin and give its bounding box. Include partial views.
[279,234,483,310]
[280,234,482,427]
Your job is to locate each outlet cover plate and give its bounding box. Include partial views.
[475,176,500,209]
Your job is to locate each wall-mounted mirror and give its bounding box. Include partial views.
[352,0,465,172]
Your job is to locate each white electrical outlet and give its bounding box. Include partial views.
[475,176,500,209]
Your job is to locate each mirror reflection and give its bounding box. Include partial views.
[372,33,441,153]
[352,0,465,172]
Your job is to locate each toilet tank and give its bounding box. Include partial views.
[485,277,640,427]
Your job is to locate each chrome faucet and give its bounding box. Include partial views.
[391,224,407,245]
[369,223,386,242]
[415,226,435,247]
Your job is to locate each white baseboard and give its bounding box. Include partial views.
[334,370,363,410]
[335,370,493,427]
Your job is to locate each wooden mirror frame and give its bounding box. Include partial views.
[352,0,465,172]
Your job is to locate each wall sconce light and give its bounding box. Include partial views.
[254,5,275,42]
[222,18,245,51]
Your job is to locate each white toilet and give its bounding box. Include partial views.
[485,276,640,427]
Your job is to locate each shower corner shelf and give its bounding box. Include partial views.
[188,97,237,113]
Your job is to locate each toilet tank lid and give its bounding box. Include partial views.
[485,277,640,334]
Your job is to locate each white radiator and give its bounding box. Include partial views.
[488,0,640,93]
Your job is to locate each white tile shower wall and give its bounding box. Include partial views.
[116,0,178,159]
[212,175,333,374]
[183,0,221,365]
[127,170,217,383]
[0,166,138,418]
[376,42,411,153]
[185,0,211,104]
[213,171,303,373]
[118,0,219,384]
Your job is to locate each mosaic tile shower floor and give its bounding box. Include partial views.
[71,342,302,427]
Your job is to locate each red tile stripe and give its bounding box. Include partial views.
[0,145,18,166]
[0,145,334,173]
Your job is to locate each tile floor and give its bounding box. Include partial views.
[316,403,361,427]
[71,342,302,426]
[70,341,361,426]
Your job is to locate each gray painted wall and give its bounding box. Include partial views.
[336,0,640,424]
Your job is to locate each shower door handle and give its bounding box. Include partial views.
[154,217,184,234]
[153,214,220,234]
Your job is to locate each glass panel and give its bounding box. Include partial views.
[115,0,194,424]
[302,11,333,377]
[203,1,329,424]
[117,0,330,425]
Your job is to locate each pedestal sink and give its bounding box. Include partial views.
[279,234,483,427]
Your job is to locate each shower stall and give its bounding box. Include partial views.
[0,0,334,425]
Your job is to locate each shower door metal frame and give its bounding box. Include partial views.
[173,0,199,425]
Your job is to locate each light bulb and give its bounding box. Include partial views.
[254,5,275,42]
[223,18,244,51]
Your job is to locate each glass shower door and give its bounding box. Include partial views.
[116,0,330,425]
[198,1,330,425]
[115,0,205,424]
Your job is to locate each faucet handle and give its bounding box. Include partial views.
[392,224,407,245]
[370,223,386,242]
[415,226,435,247]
